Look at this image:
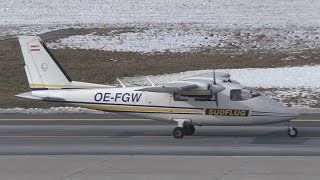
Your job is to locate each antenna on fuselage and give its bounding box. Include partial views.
[117,78,126,88]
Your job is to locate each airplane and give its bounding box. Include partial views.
[16,36,299,138]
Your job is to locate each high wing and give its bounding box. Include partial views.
[192,71,230,79]
[134,71,236,94]
[184,71,240,85]
[136,82,198,92]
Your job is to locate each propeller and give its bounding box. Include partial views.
[213,70,216,85]
[211,70,226,108]
[212,70,219,107]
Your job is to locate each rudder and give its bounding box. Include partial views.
[18,36,71,90]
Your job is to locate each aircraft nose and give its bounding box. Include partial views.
[267,98,299,119]
[276,102,299,119]
[286,107,299,118]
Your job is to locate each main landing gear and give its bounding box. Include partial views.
[173,127,185,138]
[172,119,195,138]
[172,125,195,138]
[184,124,195,136]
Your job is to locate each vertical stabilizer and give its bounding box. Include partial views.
[18,36,71,90]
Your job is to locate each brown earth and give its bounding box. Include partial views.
[0,28,319,108]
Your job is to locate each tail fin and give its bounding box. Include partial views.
[18,36,71,90]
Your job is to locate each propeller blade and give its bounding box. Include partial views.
[215,93,219,107]
[213,70,216,85]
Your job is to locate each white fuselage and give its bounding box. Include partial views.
[32,83,298,126]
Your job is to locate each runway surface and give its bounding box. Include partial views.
[2,155,320,180]
[0,113,320,156]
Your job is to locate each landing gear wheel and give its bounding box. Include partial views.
[288,127,298,138]
[183,125,195,136]
[173,127,185,139]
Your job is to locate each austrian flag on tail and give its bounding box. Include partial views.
[30,45,40,51]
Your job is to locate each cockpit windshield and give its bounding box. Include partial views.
[230,88,262,101]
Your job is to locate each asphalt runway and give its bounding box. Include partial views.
[0,113,320,156]
[2,156,320,180]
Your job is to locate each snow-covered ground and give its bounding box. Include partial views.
[47,27,320,53]
[1,0,320,39]
[1,0,319,27]
[0,24,86,40]
[2,0,320,52]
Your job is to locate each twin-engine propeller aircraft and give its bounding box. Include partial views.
[17,36,299,138]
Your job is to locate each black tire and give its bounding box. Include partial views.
[189,125,195,135]
[173,127,185,138]
[184,125,195,136]
[288,127,298,138]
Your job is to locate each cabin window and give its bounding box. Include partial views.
[173,93,188,101]
[194,95,215,101]
[230,88,261,101]
[174,91,215,101]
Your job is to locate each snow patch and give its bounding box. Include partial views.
[262,87,320,108]
[48,28,216,53]
[47,27,320,53]
[1,0,320,41]
[1,0,319,28]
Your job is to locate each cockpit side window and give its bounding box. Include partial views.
[230,89,242,101]
[230,88,261,101]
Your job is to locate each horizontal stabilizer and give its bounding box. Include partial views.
[16,91,65,101]
[15,92,43,100]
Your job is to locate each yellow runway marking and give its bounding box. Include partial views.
[297,137,320,139]
[291,119,320,122]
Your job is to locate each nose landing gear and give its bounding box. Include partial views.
[288,126,298,137]
[287,120,298,138]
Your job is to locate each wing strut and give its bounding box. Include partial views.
[146,76,155,86]
[117,78,126,88]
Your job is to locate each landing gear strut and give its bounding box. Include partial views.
[287,120,298,138]
[288,127,298,137]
